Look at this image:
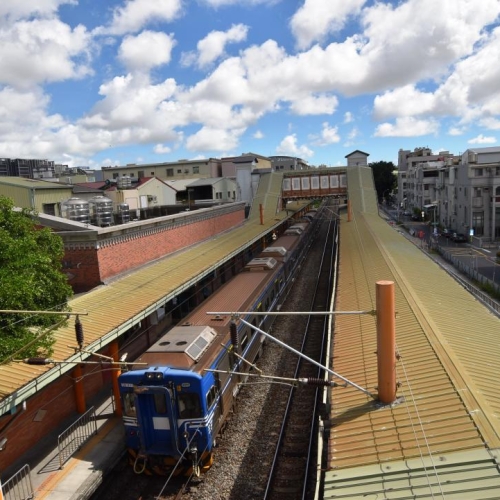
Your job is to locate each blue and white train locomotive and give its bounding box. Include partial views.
[118,217,316,475]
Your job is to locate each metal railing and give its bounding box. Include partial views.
[57,406,97,469]
[438,248,500,316]
[3,464,33,500]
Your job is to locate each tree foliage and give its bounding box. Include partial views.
[369,161,397,202]
[0,196,73,361]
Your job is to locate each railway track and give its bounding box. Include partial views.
[90,203,338,500]
[263,213,336,500]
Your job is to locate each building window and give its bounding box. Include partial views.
[151,171,155,176]
[138,170,144,178]
[113,173,119,179]
[193,166,199,174]
[43,203,56,216]
[475,168,483,176]
[177,169,182,174]
[472,212,484,236]
[166,168,173,177]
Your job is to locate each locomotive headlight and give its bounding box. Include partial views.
[155,372,163,380]
[146,372,154,379]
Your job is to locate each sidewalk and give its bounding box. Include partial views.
[3,394,125,500]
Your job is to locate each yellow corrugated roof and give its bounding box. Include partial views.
[324,166,500,498]
[0,180,309,415]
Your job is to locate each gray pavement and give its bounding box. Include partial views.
[3,395,125,500]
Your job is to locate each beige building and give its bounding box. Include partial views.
[101,158,221,182]
[0,177,77,216]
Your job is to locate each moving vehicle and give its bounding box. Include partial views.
[118,213,320,475]
[452,232,468,243]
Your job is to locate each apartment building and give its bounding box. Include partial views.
[398,146,500,241]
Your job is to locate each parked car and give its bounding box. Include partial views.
[441,228,452,238]
[452,232,468,243]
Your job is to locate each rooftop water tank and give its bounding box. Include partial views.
[116,203,130,224]
[61,197,90,224]
[117,175,132,189]
[89,195,113,227]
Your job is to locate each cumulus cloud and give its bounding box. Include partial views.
[118,31,176,72]
[468,134,496,144]
[290,0,366,50]
[185,126,243,152]
[0,0,76,24]
[448,126,465,136]
[253,130,264,139]
[311,122,340,146]
[289,93,338,115]
[276,134,314,158]
[97,0,182,36]
[344,111,354,123]
[200,0,278,6]
[374,117,439,137]
[181,24,248,69]
[0,19,92,88]
[154,143,171,153]
[480,117,500,130]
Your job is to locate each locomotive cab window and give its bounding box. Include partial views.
[154,393,167,415]
[178,393,201,419]
[123,393,136,417]
[206,385,218,409]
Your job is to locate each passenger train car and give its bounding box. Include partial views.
[118,216,317,475]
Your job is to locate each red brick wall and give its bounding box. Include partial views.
[63,207,244,293]
[98,210,242,280]
[0,364,107,472]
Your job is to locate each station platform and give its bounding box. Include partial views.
[3,206,498,500]
[3,393,124,500]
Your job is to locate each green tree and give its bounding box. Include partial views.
[0,196,73,361]
[369,161,397,202]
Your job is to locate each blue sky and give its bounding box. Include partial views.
[1,0,500,170]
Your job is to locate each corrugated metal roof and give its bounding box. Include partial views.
[0,177,70,189]
[0,185,300,415]
[324,166,500,498]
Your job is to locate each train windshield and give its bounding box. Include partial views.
[123,393,136,417]
[177,392,202,419]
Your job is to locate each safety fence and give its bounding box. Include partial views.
[57,406,97,469]
[2,464,33,500]
[438,248,500,316]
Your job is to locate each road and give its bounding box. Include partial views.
[383,207,500,287]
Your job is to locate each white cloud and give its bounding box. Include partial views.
[0,19,92,88]
[344,111,354,123]
[0,0,76,24]
[201,0,278,6]
[276,134,314,158]
[182,24,248,69]
[154,143,171,153]
[290,0,366,50]
[448,126,465,136]
[374,117,439,137]
[289,94,338,115]
[311,122,340,146]
[118,31,176,72]
[373,85,435,120]
[98,0,183,36]
[468,134,496,144]
[253,130,264,139]
[480,117,500,130]
[185,126,242,152]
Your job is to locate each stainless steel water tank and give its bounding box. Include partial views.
[89,195,113,227]
[61,197,90,224]
[117,176,132,189]
[116,203,130,224]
